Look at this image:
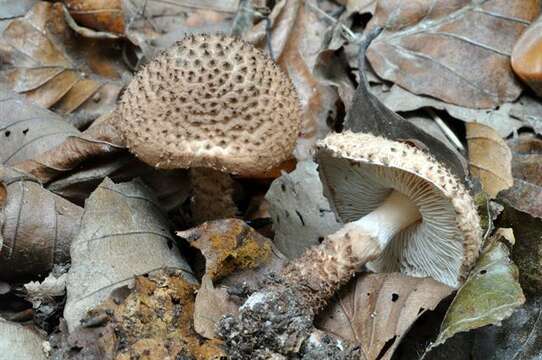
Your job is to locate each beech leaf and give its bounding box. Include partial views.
[429,231,525,352]
[375,84,524,137]
[0,89,79,166]
[317,273,453,360]
[266,160,342,259]
[367,0,540,108]
[0,2,130,123]
[466,123,513,198]
[64,178,195,331]
[0,166,82,281]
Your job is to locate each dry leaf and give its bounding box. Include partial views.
[428,230,525,353]
[0,89,80,166]
[317,273,452,360]
[193,275,239,339]
[0,2,130,121]
[271,0,341,160]
[64,0,125,35]
[345,29,467,179]
[511,15,542,97]
[0,0,37,20]
[509,95,542,136]
[467,122,513,198]
[367,0,540,108]
[0,166,82,281]
[13,111,124,184]
[374,84,524,137]
[498,206,542,294]
[47,155,190,211]
[123,0,237,61]
[499,133,542,219]
[266,160,342,259]
[0,320,47,360]
[64,178,195,331]
[177,218,280,281]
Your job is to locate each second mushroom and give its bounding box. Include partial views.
[218,131,482,358]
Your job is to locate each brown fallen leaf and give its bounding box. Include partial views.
[367,0,540,108]
[13,111,125,184]
[466,122,513,198]
[47,154,190,211]
[122,0,239,62]
[511,15,542,97]
[177,218,279,282]
[263,0,341,159]
[0,2,130,122]
[499,133,542,219]
[317,273,453,360]
[64,178,195,331]
[0,166,82,281]
[193,275,240,340]
[64,0,125,35]
[0,89,80,166]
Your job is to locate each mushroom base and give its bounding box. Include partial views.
[218,229,382,358]
[217,277,361,359]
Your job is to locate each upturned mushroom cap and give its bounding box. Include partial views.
[317,131,482,288]
[118,34,302,175]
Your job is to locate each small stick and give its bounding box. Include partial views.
[426,109,465,152]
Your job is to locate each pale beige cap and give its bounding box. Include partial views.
[118,34,301,175]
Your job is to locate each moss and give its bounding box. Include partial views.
[96,270,225,360]
[207,220,271,280]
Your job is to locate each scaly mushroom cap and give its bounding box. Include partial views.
[118,34,302,175]
[317,132,482,288]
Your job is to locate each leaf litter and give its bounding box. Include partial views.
[0,0,541,359]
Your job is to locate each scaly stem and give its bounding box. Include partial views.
[283,190,421,311]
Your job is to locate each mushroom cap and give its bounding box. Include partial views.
[118,34,302,175]
[317,131,482,288]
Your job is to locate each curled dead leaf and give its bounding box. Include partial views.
[467,122,513,198]
[0,166,82,281]
[499,133,542,219]
[317,273,452,360]
[13,111,125,184]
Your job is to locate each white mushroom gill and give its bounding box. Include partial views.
[319,155,465,287]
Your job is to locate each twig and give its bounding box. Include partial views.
[306,1,359,43]
[426,109,465,152]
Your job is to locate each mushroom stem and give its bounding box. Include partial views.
[353,190,421,249]
[279,190,420,311]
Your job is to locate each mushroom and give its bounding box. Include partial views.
[17,34,301,176]
[118,33,301,175]
[218,131,482,358]
[16,34,302,220]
